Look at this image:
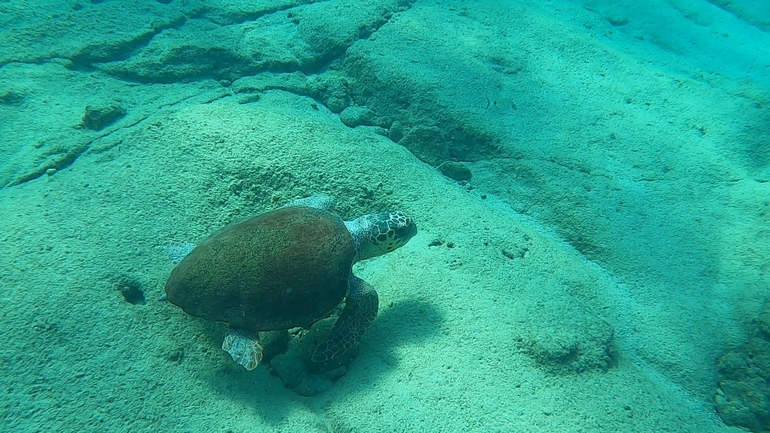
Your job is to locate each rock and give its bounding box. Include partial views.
[81,101,126,130]
[307,74,350,114]
[0,88,26,104]
[521,321,615,374]
[339,105,390,128]
[268,315,356,396]
[259,330,290,365]
[339,106,374,127]
[519,293,616,374]
[714,302,770,432]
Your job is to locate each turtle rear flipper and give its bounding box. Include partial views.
[163,241,196,264]
[222,328,264,370]
[311,276,378,363]
[285,194,334,211]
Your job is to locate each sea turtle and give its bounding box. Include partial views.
[164,195,417,370]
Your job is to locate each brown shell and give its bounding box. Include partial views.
[164,206,356,331]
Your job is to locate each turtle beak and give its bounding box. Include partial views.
[397,217,417,242]
[406,219,417,239]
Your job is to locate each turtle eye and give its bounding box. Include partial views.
[376,233,388,242]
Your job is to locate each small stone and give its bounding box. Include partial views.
[428,238,445,247]
[270,316,356,395]
[339,106,372,127]
[81,101,126,131]
[259,330,290,364]
[0,89,25,105]
[325,96,348,114]
[339,106,389,128]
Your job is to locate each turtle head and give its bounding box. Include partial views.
[347,211,417,261]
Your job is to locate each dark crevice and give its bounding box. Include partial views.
[2,89,232,190]
[88,1,407,85]
[304,7,399,75]
[196,0,329,27]
[9,143,90,187]
[68,14,189,70]
[1,1,413,189]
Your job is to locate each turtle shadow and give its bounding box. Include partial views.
[308,298,445,399]
[189,321,301,426]
[186,297,443,421]
[275,298,445,399]
[368,298,445,365]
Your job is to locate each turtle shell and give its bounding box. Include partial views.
[164,206,356,332]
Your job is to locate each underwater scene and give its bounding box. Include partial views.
[1,0,769,431]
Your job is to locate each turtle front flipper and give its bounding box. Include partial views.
[311,276,379,363]
[222,328,263,370]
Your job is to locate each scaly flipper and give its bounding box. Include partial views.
[311,276,379,363]
[222,328,263,370]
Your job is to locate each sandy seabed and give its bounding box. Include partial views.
[1,0,768,432]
